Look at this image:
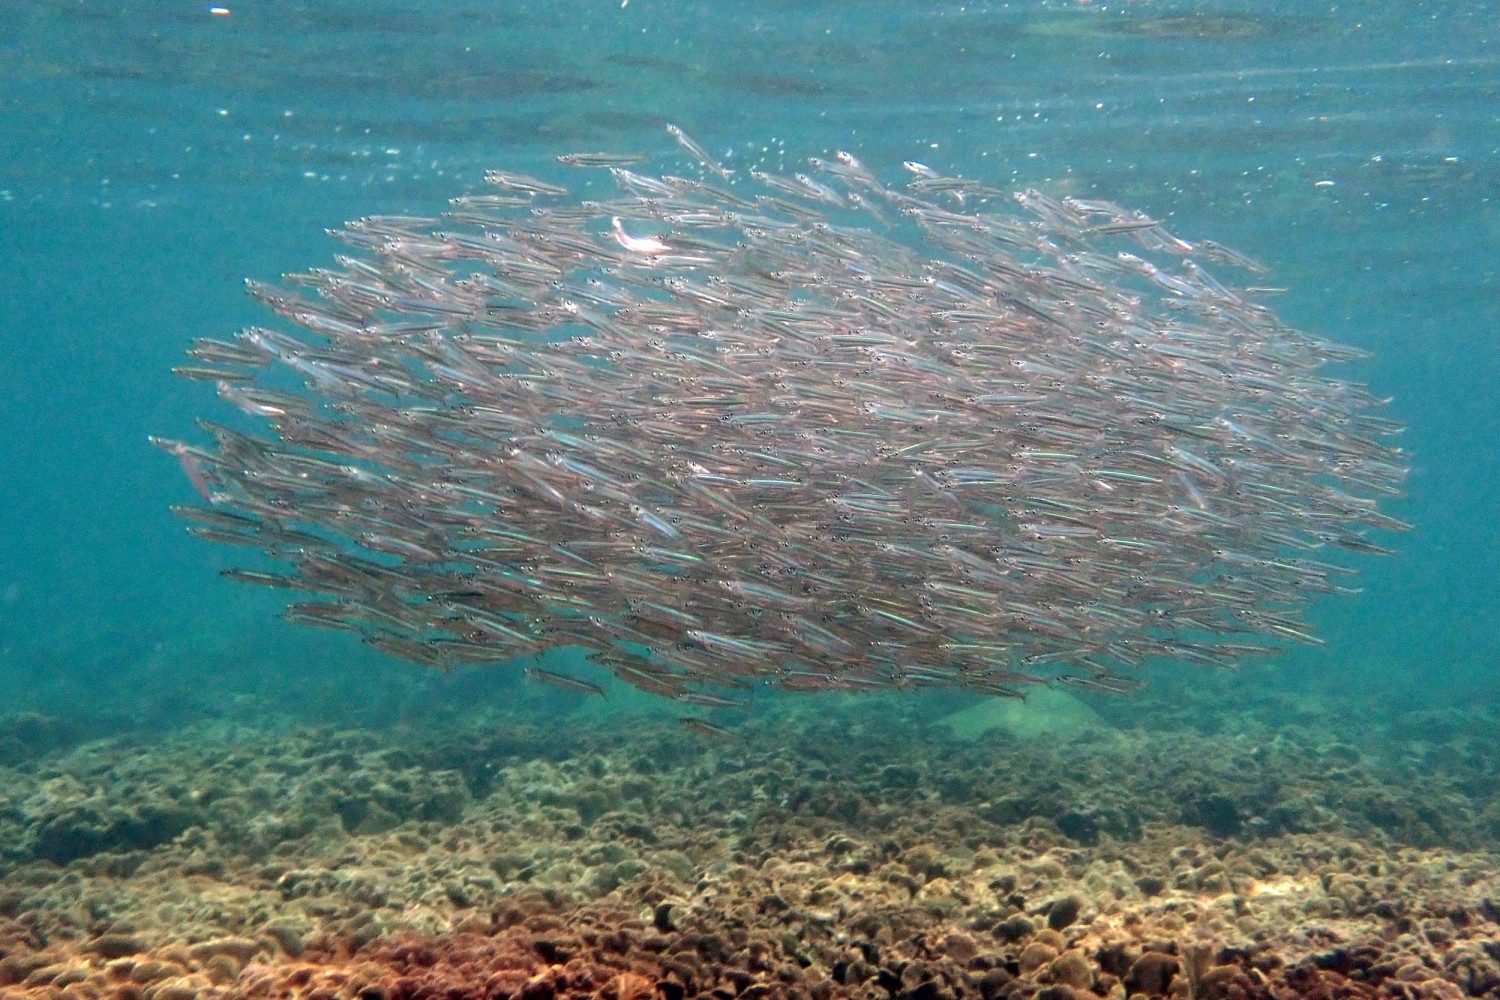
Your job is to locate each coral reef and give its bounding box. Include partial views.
[0,695,1497,1000]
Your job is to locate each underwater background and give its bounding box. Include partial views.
[1,3,1499,1000]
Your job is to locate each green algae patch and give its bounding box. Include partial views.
[937,688,1101,741]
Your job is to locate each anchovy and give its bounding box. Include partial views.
[680,717,735,738]
[666,124,733,180]
[525,666,606,696]
[557,152,646,168]
[160,142,1407,704]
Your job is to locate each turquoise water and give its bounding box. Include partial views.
[0,0,1495,733]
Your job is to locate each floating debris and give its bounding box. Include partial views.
[159,130,1408,701]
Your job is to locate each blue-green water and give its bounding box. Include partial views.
[0,0,1495,734]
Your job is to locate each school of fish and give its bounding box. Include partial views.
[155,126,1409,704]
